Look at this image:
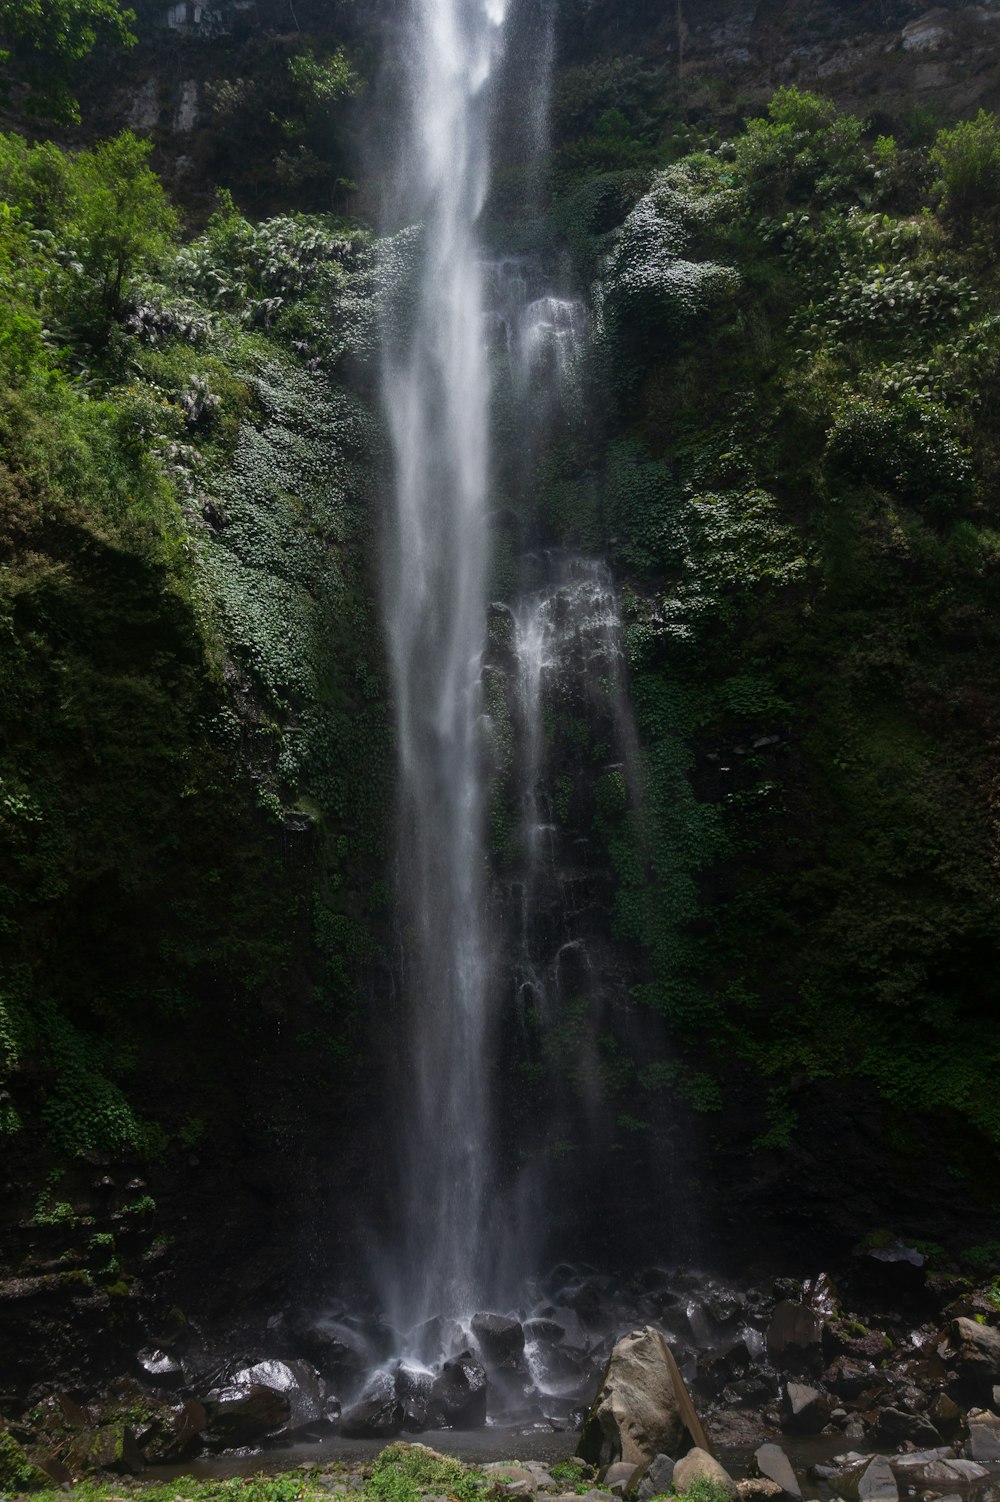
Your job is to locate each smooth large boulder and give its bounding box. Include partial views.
[673,1448,738,1502]
[204,1385,292,1448]
[428,1352,488,1428]
[578,1327,710,1469]
[63,1423,144,1476]
[872,1407,942,1447]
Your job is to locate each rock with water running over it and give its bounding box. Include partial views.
[577,1325,710,1469]
[673,1448,738,1501]
[754,1443,802,1499]
[340,1371,404,1440]
[395,1362,434,1432]
[428,1352,488,1429]
[472,1312,525,1369]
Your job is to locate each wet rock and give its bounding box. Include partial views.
[525,1318,566,1342]
[230,1359,330,1435]
[781,1382,831,1435]
[705,1291,745,1327]
[673,1448,738,1502]
[604,1462,638,1496]
[871,1407,942,1447]
[754,1443,802,1499]
[767,1303,822,1369]
[824,1357,875,1400]
[166,1398,208,1460]
[472,1313,525,1369]
[204,1385,292,1448]
[630,1453,674,1500]
[838,1457,898,1502]
[940,1318,1000,1400]
[137,1348,185,1390]
[64,1423,144,1476]
[964,1407,1000,1462]
[577,1325,710,1468]
[822,1322,892,1363]
[396,1362,433,1432]
[341,1372,403,1439]
[428,1352,487,1429]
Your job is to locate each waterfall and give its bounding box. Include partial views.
[379,0,512,1331]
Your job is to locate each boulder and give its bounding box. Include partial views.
[483,1464,538,1494]
[871,1407,942,1447]
[941,1317,1000,1399]
[63,1423,144,1476]
[204,1385,291,1448]
[738,1483,781,1502]
[767,1303,822,1370]
[428,1352,488,1428]
[781,1383,831,1436]
[136,1348,185,1391]
[754,1444,801,1499]
[964,1407,1000,1462]
[630,1453,675,1500]
[673,1448,738,1502]
[577,1326,710,1468]
[472,1313,525,1369]
[231,1359,330,1435]
[340,1371,403,1439]
[396,1362,434,1432]
[824,1358,875,1400]
[837,1457,897,1502]
[920,1458,988,1484]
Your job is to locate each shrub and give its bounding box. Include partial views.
[931,110,1000,227]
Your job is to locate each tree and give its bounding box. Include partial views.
[0,0,136,123]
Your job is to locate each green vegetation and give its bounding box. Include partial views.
[0,125,389,1181]
[0,0,136,123]
[541,88,1000,1169]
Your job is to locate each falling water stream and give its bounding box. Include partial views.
[380,0,512,1331]
[377,0,640,1381]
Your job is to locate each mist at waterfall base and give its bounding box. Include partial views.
[319,0,684,1431]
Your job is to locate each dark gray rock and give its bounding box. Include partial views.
[838,1457,898,1502]
[136,1349,185,1391]
[395,1362,434,1432]
[428,1352,488,1429]
[754,1444,802,1500]
[604,1462,638,1496]
[872,1407,942,1447]
[781,1382,831,1436]
[767,1303,822,1368]
[632,1453,675,1501]
[204,1386,292,1448]
[339,1372,403,1440]
[472,1313,525,1369]
[231,1359,329,1435]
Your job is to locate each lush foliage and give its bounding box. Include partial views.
[539,88,1000,1180]
[0,0,135,122]
[0,127,389,1200]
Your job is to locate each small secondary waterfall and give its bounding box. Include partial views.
[379,0,512,1329]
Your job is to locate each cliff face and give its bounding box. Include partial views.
[2,0,1000,1407]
